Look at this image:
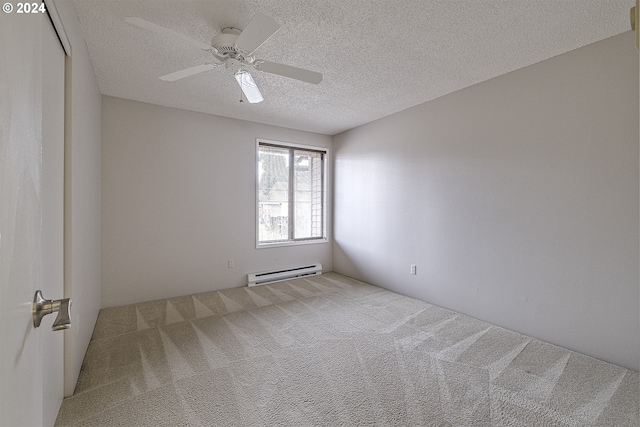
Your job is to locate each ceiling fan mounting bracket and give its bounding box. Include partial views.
[222,27,241,35]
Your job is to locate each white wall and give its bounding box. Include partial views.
[55,0,102,396]
[333,32,639,371]
[101,97,332,307]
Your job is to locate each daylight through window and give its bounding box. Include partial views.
[257,141,326,245]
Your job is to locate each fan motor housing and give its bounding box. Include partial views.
[211,27,241,55]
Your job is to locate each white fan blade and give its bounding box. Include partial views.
[255,61,322,84]
[159,64,217,81]
[235,71,264,103]
[125,17,212,51]
[235,12,281,55]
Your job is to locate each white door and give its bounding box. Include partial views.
[0,10,66,427]
[42,10,66,426]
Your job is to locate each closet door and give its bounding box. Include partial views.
[41,11,66,427]
[0,9,66,426]
[0,11,46,427]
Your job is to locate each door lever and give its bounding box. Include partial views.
[33,290,72,331]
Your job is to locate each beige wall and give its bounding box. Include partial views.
[333,32,639,370]
[101,97,332,307]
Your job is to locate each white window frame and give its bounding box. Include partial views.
[256,138,329,248]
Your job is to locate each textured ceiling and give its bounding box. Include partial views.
[72,0,632,135]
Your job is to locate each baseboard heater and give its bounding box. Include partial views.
[247,263,322,287]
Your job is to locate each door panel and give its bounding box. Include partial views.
[0,11,66,427]
[0,12,45,427]
[42,13,66,426]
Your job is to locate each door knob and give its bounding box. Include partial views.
[33,290,72,331]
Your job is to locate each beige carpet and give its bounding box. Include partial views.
[56,273,638,426]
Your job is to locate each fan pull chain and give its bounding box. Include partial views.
[239,86,244,103]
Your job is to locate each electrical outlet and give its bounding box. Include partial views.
[410,264,417,275]
[228,259,235,268]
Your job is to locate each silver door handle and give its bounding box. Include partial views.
[33,290,72,331]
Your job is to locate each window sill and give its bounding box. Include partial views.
[256,238,329,249]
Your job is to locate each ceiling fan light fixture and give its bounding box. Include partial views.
[235,70,264,103]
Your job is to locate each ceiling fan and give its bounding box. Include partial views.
[125,12,323,103]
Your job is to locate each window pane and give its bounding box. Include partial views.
[293,150,323,239]
[258,145,289,242]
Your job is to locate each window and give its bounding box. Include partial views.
[257,140,327,246]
